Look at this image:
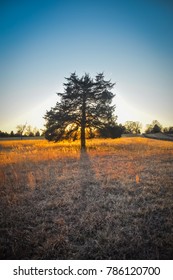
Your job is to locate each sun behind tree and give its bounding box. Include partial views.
[44,72,116,150]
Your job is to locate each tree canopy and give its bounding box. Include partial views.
[44,72,116,150]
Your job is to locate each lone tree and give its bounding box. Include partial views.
[44,72,116,150]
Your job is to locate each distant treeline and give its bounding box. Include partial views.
[0,130,42,138]
[0,120,172,139]
[0,124,42,138]
[144,120,173,134]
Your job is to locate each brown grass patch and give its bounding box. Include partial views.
[0,137,173,259]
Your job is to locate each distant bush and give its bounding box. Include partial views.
[98,124,124,138]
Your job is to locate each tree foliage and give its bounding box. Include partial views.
[44,72,116,149]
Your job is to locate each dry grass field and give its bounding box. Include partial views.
[0,137,173,259]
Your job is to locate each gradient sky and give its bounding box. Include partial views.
[0,0,173,133]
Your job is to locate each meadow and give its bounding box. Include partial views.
[0,137,173,259]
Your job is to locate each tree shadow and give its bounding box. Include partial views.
[78,150,98,206]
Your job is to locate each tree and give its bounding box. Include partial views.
[44,72,116,150]
[16,123,27,139]
[25,125,40,137]
[10,131,14,137]
[168,127,173,134]
[124,121,142,134]
[145,120,162,134]
[152,124,161,133]
[35,130,40,137]
[25,125,34,137]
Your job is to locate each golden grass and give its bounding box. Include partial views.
[0,137,173,259]
[1,137,172,164]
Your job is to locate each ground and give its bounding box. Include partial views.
[0,137,173,259]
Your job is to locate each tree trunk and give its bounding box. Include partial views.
[81,93,86,151]
[81,126,86,151]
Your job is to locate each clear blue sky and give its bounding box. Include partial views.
[0,0,173,132]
